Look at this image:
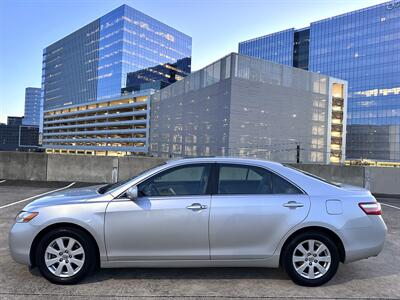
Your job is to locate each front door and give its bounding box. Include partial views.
[209,163,310,259]
[105,163,212,261]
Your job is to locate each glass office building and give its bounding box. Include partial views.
[7,117,23,126]
[22,87,41,126]
[42,4,192,111]
[239,1,400,162]
[1,117,39,152]
[41,4,191,155]
[239,29,295,67]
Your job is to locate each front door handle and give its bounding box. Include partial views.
[186,203,208,211]
[283,201,304,208]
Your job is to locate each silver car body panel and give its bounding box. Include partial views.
[105,195,211,260]
[209,194,310,260]
[9,186,113,265]
[9,157,387,269]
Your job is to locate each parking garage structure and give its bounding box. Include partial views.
[150,53,348,164]
[42,90,153,156]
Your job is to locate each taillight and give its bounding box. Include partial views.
[359,202,382,215]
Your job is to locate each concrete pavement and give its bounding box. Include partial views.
[0,180,399,299]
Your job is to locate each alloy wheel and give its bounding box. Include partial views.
[292,239,331,279]
[44,237,85,278]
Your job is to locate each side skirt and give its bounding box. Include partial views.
[101,255,280,268]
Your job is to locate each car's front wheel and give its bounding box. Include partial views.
[282,231,340,286]
[35,227,96,284]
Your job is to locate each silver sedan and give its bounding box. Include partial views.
[9,157,387,286]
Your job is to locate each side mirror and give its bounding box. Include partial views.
[126,186,138,200]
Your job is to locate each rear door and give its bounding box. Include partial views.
[209,163,310,259]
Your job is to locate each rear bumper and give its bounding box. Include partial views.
[9,222,38,266]
[343,216,387,263]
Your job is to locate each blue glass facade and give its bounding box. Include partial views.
[22,87,41,126]
[239,29,294,67]
[42,4,192,110]
[238,1,400,161]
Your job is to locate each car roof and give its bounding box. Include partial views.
[161,157,358,196]
[165,156,283,168]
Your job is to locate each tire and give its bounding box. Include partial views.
[282,231,340,287]
[35,227,96,284]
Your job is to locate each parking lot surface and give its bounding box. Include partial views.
[0,180,399,299]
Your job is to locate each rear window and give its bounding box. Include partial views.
[286,165,341,187]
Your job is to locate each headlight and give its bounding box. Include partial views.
[15,211,39,223]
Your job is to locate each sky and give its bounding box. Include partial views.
[0,0,388,123]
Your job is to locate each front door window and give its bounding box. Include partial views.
[138,164,211,197]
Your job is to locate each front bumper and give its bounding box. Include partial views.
[9,222,39,266]
[343,216,387,263]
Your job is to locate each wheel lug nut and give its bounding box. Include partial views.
[309,262,312,266]
[313,254,317,257]
[69,255,72,258]
[307,253,311,256]
[59,258,63,262]
[305,258,308,261]
[66,260,69,263]
[59,252,63,255]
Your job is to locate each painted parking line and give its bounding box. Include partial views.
[0,180,5,184]
[0,182,76,210]
[381,202,400,210]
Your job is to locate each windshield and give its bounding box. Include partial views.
[98,178,132,194]
[98,162,166,194]
[285,165,341,187]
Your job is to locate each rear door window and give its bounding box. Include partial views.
[217,164,302,195]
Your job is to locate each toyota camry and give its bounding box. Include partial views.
[9,157,387,286]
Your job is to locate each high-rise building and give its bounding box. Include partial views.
[41,4,191,155]
[0,117,39,152]
[23,87,41,126]
[7,116,23,126]
[42,4,191,111]
[239,1,400,162]
[150,53,347,164]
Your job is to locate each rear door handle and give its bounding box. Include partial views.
[283,201,304,208]
[186,203,208,211]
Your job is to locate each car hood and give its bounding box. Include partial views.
[23,184,105,210]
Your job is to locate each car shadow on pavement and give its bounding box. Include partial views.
[95,267,288,281]
[29,266,289,283]
[28,263,399,287]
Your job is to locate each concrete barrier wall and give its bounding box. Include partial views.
[45,155,166,183]
[0,152,47,181]
[46,155,118,183]
[288,163,365,187]
[365,167,400,195]
[0,152,167,183]
[1,152,400,195]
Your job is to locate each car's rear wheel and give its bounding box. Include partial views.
[282,231,339,286]
[36,227,96,284]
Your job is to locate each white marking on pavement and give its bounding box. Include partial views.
[0,180,5,184]
[0,182,76,210]
[381,202,400,210]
